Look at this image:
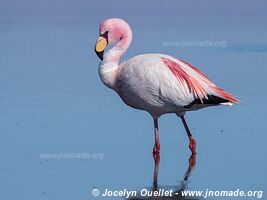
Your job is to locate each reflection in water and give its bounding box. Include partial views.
[128,153,200,200]
[153,153,160,192]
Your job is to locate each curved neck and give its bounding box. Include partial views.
[99,29,132,89]
[104,30,132,64]
[99,30,132,89]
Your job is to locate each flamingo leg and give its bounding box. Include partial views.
[181,115,197,154]
[153,118,160,154]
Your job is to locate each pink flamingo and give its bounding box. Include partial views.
[95,18,239,155]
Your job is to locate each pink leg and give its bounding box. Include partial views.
[153,118,160,154]
[189,137,196,154]
[181,115,197,154]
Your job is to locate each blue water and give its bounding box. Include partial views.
[0,0,266,199]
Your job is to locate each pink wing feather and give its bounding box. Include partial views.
[161,57,239,104]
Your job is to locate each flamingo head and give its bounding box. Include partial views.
[95,18,132,61]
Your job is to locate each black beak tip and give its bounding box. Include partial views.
[95,49,104,61]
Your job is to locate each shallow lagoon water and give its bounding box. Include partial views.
[0,1,267,199]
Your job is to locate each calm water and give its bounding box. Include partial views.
[0,1,266,199]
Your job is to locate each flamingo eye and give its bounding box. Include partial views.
[100,31,109,42]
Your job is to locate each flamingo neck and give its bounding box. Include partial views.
[99,30,132,89]
[105,32,132,63]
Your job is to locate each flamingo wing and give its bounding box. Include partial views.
[160,55,239,107]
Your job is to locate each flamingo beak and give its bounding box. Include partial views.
[95,36,108,61]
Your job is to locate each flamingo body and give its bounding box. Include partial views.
[114,53,237,118]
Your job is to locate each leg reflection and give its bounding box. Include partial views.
[128,153,198,200]
[153,153,160,191]
[152,153,196,193]
[179,153,196,191]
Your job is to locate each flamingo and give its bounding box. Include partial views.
[94,18,239,155]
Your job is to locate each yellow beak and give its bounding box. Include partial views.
[95,36,108,60]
